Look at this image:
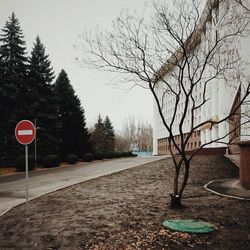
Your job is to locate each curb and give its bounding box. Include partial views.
[204,179,250,201]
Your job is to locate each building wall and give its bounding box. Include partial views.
[157,131,201,155]
[153,0,250,156]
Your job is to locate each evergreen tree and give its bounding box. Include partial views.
[28,36,61,158]
[92,115,105,152]
[104,116,115,151]
[0,13,28,165]
[54,69,91,157]
[92,115,115,152]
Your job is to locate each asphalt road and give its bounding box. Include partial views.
[0,156,166,216]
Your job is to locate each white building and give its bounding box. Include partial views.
[153,0,250,155]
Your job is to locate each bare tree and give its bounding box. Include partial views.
[120,116,153,153]
[76,0,250,208]
[115,133,130,152]
[234,0,250,12]
[137,120,153,154]
[122,116,137,150]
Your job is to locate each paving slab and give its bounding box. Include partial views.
[0,156,167,216]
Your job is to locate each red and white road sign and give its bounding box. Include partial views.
[15,120,36,145]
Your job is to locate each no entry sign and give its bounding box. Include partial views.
[15,120,36,145]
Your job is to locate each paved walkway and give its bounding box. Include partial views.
[0,156,166,216]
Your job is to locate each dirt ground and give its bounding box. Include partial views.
[0,155,249,249]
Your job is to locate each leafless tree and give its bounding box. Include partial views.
[115,133,130,152]
[234,0,250,12]
[137,120,153,154]
[75,0,250,208]
[120,116,153,153]
[121,116,137,150]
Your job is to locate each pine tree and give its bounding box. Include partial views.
[104,116,115,151]
[54,69,91,157]
[0,13,28,165]
[28,36,61,159]
[92,115,105,152]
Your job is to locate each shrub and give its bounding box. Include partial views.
[105,151,115,159]
[132,152,138,157]
[94,151,104,160]
[127,151,137,157]
[122,151,130,157]
[15,156,35,172]
[82,153,94,162]
[42,154,60,168]
[114,151,122,158]
[66,154,78,164]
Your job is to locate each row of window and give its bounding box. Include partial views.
[158,131,201,155]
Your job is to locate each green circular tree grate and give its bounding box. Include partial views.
[162,219,215,234]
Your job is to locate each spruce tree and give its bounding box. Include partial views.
[54,69,91,157]
[104,116,115,151]
[0,13,28,165]
[92,115,105,152]
[28,36,61,159]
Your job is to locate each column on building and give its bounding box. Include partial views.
[218,79,229,144]
[210,79,219,147]
[240,19,250,142]
[241,90,250,141]
[153,93,159,155]
[200,130,205,145]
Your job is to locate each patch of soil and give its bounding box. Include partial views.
[0,167,16,176]
[0,155,249,249]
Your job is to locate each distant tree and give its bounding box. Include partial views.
[121,117,153,153]
[54,69,91,157]
[92,115,116,152]
[92,115,105,152]
[0,13,28,165]
[104,116,115,151]
[121,116,137,150]
[28,36,61,158]
[137,121,153,153]
[115,134,130,152]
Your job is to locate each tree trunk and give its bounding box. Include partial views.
[179,161,190,198]
[170,193,183,209]
[170,157,187,209]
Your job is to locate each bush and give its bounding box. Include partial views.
[114,151,122,158]
[15,156,35,172]
[121,151,130,157]
[127,151,137,157]
[42,154,60,168]
[132,152,137,157]
[105,151,115,159]
[66,154,78,164]
[82,153,94,162]
[94,151,104,160]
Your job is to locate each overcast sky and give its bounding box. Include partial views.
[0,0,155,132]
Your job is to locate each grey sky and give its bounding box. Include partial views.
[0,0,153,132]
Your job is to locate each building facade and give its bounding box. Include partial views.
[153,0,250,156]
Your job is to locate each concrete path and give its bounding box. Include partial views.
[0,156,166,216]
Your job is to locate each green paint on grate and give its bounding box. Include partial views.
[162,219,215,233]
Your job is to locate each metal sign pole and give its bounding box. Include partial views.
[34,118,36,168]
[25,145,29,214]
